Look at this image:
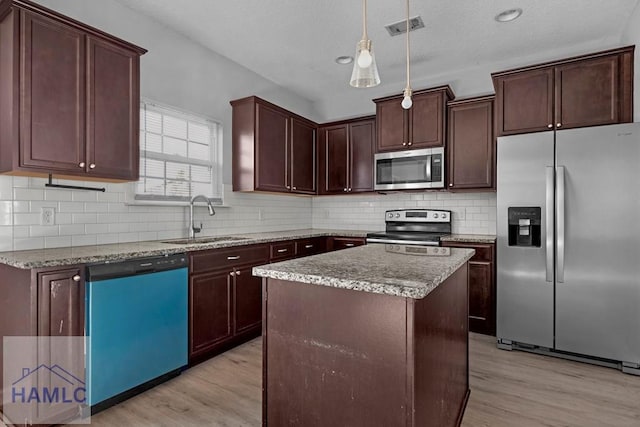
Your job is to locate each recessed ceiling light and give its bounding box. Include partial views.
[335,55,354,65]
[495,8,523,23]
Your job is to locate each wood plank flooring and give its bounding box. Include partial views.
[4,333,637,426]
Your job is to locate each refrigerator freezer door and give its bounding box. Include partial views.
[497,131,555,348]
[555,123,640,364]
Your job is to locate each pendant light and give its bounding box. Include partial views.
[401,0,412,109]
[350,0,381,88]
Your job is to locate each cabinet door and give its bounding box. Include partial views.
[36,267,85,425]
[20,11,86,173]
[255,103,289,192]
[469,261,495,336]
[38,268,84,337]
[190,271,233,357]
[323,125,349,193]
[494,68,554,136]
[376,98,407,152]
[233,266,263,335]
[290,117,316,194]
[447,98,494,190]
[410,91,445,148]
[555,55,620,130]
[349,119,374,192]
[86,37,139,180]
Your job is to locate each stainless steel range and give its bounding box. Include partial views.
[366,209,452,246]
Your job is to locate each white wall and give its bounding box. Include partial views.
[623,1,640,122]
[312,193,496,236]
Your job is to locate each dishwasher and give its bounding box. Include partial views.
[85,253,188,413]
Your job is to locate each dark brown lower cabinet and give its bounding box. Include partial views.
[189,245,269,365]
[442,241,496,335]
[0,264,85,426]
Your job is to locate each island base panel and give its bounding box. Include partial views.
[263,264,469,427]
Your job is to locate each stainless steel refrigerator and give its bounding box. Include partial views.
[497,122,640,374]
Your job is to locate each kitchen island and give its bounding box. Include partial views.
[254,244,475,427]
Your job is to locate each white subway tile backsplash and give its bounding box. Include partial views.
[72,234,97,247]
[44,190,72,201]
[45,236,72,249]
[85,223,110,234]
[59,202,85,213]
[13,213,41,226]
[72,191,98,202]
[14,237,44,251]
[59,224,87,235]
[14,188,44,201]
[72,213,97,224]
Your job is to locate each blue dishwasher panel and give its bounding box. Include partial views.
[86,267,188,406]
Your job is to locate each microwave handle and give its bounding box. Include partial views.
[425,155,432,181]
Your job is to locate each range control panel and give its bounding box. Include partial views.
[385,209,451,223]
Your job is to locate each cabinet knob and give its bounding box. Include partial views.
[407,142,412,146]
[89,163,96,169]
[286,185,291,189]
[449,183,453,187]
[235,270,241,276]
[556,123,562,128]
[547,124,553,129]
[229,271,235,277]
[402,142,407,146]
[343,188,347,192]
[292,186,297,190]
[348,188,352,192]
[72,275,81,282]
[78,162,85,168]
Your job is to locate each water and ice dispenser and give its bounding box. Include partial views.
[508,207,541,247]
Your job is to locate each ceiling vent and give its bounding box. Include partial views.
[385,16,424,37]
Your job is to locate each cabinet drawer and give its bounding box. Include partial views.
[190,245,269,274]
[441,242,494,262]
[270,241,296,261]
[329,237,366,251]
[295,237,327,257]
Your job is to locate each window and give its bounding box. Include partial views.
[136,100,223,204]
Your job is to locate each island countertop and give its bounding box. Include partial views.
[253,244,475,299]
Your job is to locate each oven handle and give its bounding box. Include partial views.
[425,155,432,181]
[366,238,439,246]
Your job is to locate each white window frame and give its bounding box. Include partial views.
[135,99,224,205]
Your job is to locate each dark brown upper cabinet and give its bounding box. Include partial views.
[492,46,634,136]
[374,86,454,152]
[231,96,317,195]
[447,96,495,191]
[0,0,146,181]
[318,117,375,194]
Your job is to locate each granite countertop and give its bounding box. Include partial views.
[253,244,475,299]
[0,229,369,269]
[441,234,496,244]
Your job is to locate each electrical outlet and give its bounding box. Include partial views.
[41,207,55,226]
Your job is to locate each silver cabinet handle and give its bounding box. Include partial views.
[345,243,355,247]
[556,166,566,283]
[277,248,288,253]
[72,275,81,282]
[227,255,240,260]
[545,166,554,282]
[78,162,85,168]
[89,163,96,169]
[304,244,313,249]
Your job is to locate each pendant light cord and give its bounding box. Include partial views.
[362,0,368,39]
[405,0,411,89]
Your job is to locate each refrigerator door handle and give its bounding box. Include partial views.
[556,166,566,283]
[545,166,554,282]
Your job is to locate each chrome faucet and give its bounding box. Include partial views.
[189,194,216,239]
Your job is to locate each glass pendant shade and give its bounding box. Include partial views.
[350,39,381,88]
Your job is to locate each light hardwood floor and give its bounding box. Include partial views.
[9,333,637,426]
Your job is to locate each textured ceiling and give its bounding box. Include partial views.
[115,0,639,110]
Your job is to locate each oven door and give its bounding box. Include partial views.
[374,147,444,190]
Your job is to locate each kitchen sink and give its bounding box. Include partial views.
[161,236,250,245]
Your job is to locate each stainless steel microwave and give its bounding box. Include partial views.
[374,147,444,190]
